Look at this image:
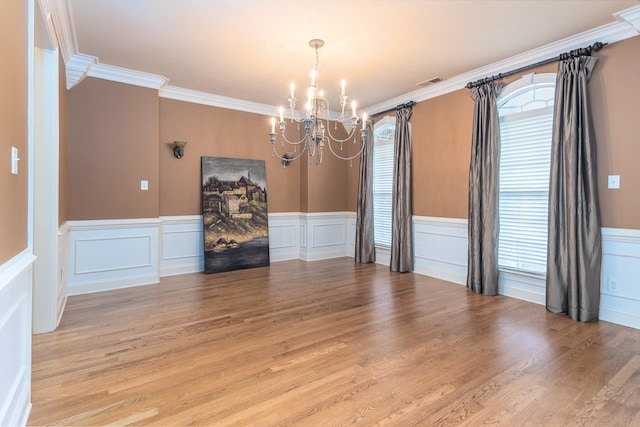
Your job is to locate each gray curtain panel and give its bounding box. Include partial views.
[546,56,602,322]
[390,105,413,272]
[355,118,375,263]
[467,82,502,296]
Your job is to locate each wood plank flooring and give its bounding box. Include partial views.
[29,258,640,426]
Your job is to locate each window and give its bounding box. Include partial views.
[498,74,556,274]
[373,116,396,247]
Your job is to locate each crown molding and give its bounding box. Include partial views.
[365,5,640,115]
[54,3,639,117]
[66,53,97,89]
[160,86,351,120]
[37,0,59,50]
[87,63,169,90]
[159,85,277,116]
[614,4,640,32]
[50,0,78,62]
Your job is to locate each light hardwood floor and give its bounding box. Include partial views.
[29,258,640,426]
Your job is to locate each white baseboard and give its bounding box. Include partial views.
[0,250,36,427]
[66,273,160,296]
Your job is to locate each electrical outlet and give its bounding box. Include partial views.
[607,175,620,189]
[141,180,149,191]
[607,278,620,294]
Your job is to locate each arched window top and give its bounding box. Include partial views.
[374,115,396,142]
[498,73,556,117]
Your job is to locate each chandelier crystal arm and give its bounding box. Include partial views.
[269,126,311,163]
[270,143,310,163]
[324,117,360,143]
[279,130,308,146]
[325,128,368,162]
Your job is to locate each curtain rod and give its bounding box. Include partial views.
[372,101,416,118]
[465,41,607,89]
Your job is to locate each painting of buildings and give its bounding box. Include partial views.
[201,156,270,273]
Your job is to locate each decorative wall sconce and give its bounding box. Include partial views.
[281,153,293,168]
[173,141,188,159]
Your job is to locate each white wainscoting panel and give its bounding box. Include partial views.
[600,227,640,329]
[67,219,160,295]
[300,212,351,261]
[62,214,639,330]
[413,216,468,285]
[159,213,339,276]
[409,217,640,330]
[268,213,302,262]
[57,223,69,326]
[498,270,546,305]
[347,212,356,258]
[0,250,35,426]
[160,216,204,277]
[375,246,391,267]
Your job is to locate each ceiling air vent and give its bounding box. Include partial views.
[416,76,443,87]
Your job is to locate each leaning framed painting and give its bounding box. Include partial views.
[201,156,270,274]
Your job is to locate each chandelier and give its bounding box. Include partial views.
[269,39,368,167]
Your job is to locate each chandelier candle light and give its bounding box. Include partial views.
[269,39,368,167]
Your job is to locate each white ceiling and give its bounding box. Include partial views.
[67,0,638,111]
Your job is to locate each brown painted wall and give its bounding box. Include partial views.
[159,98,300,215]
[0,0,28,264]
[303,123,352,213]
[590,36,640,229]
[58,51,68,225]
[67,78,159,220]
[65,37,639,230]
[412,90,474,219]
[409,37,639,229]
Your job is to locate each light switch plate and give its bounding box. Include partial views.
[141,180,149,191]
[607,175,620,189]
[11,146,19,175]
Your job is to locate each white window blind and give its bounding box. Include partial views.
[373,123,395,247]
[498,104,553,274]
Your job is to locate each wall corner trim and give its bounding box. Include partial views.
[65,53,97,89]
